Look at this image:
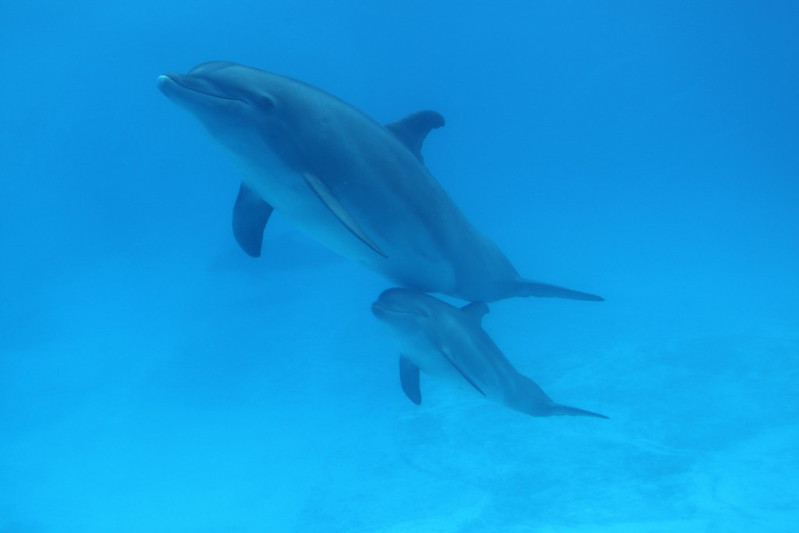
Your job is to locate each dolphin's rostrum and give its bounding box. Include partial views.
[372,288,608,419]
[158,61,602,303]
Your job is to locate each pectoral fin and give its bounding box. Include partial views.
[302,172,387,258]
[232,183,273,257]
[440,348,486,397]
[399,355,422,405]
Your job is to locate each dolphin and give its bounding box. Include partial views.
[157,61,602,303]
[372,288,608,419]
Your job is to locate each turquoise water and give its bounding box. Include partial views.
[2,2,798,531]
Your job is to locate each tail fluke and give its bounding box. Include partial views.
[516,279,604,301]
[550,403,609,420]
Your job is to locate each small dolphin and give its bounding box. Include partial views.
[372,288,608,419]
[158,61,602,303]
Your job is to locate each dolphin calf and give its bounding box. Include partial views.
[157,61,602,303]
[372,288,608,419]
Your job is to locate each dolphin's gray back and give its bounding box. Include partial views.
[240,67,522,300]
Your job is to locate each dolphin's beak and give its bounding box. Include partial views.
[157,71,242,108]
[157,73,189,103]
[156,74,176,92]
[371,300,428,319]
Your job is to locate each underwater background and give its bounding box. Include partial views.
[2,1,798,531]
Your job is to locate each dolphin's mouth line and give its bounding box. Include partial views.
[372,302,428,317]
[372,302,406,314]
[163,74,244,104]
[372,302,395,313]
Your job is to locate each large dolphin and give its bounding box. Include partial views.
[372,288,608,419]
[157,61,602,303]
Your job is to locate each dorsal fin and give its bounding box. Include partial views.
[460,301,489,324]
[385,110,445,163]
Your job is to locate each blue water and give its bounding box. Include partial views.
[2,2,798,531]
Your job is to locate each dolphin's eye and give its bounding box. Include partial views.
[258,94,275,110]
